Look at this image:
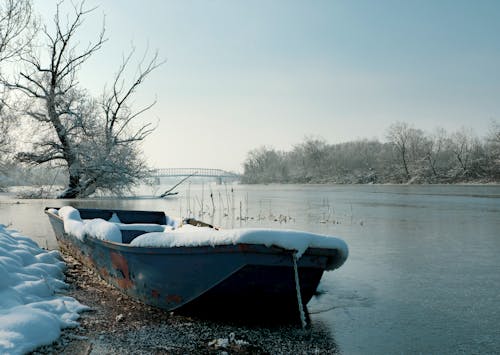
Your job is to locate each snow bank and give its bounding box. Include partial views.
[130,225,349,268]
[0,225,89,355]
[58,206,122,243]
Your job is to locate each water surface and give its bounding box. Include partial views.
[1,184,499,354]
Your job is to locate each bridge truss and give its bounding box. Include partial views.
[150,168,240,181]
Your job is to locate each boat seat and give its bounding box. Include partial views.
[78,208,167,225]
[121,230,150,244]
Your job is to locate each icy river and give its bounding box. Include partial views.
[1,183,499,354]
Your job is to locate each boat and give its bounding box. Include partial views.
[45,206,348,320]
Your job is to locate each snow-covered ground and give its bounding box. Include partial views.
[0,224,88,355]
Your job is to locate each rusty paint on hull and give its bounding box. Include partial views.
[165,294,183,304]
[110,251,134,289]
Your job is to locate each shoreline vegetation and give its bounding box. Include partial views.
[241,122,500,185]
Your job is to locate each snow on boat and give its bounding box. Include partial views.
[45,206,348,319]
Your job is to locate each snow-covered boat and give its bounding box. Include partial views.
[45,206,348,319]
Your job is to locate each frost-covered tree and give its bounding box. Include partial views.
[0,0,35,63]
[387,122,417,180]
[0,103,11,183]
[446,127,486,179]
[292,138,329,182]
[242,122,499,185]
[242,147,288,184]
[3,1,161,197]
[0,0,36,178]
[422,128,448,179]
[487,121,500,178]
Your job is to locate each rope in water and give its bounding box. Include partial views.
[292,252,307,329]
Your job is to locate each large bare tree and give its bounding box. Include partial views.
[3,1,162,197]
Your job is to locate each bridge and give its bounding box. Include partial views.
[150,168,240,183]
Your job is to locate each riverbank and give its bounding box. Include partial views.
[33,252,338,354]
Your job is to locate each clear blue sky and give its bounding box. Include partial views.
[35,0,500,172]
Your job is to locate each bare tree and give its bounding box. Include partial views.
[242,124,499,185]
[101,47,160,154]
[0,102,11,177]
[486,120,500,150]
[422,128,449,179]
[0,0,36,177]
[486,120,500,178]
[386,122,413,180]
[292,137,329,182]
[492,121,500,143]
[242,146,288,184]
[0,0,35,64]
[4,1,162,197]
[448,128,481,178]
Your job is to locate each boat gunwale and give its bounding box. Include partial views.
[44,208,339,258]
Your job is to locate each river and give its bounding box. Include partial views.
[1,183,499,354]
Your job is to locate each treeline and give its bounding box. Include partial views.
[0,162,67,190]
[242,122,500,184]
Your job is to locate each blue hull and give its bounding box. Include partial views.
[45,207,340,316]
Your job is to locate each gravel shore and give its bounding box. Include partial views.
[32,253,338,354]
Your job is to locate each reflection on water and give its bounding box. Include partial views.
[1,183,499,354]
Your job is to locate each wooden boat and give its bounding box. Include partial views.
[45,207,348,320]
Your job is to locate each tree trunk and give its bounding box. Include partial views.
[58,173,81,198]
[401,149,410,180]
[426,155,438,177]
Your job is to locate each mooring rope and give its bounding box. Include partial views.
[292,252,307,329]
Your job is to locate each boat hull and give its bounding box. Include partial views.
[46,208,340,317]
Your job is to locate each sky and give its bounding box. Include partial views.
[34,0,500,172]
